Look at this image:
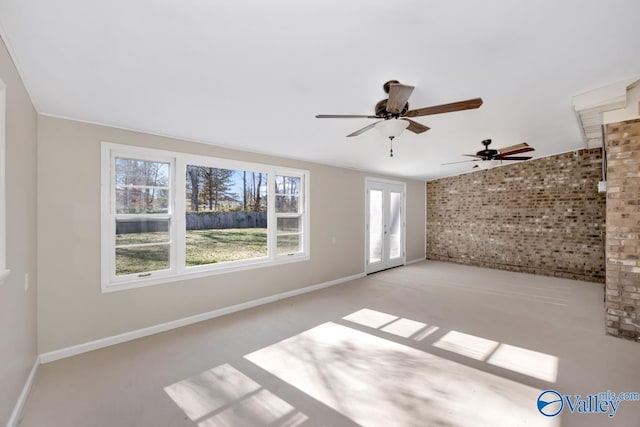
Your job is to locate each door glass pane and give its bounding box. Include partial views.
[389,191,402,259]
[369,189,383,263]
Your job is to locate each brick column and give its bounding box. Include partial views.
[605,118,640,341]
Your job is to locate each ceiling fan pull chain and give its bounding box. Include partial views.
[389,136,394,157]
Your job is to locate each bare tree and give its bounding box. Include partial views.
[188,166,200,211]
[254,172,263,211]
[243,171,247,210]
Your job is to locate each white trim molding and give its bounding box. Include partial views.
[572,76,640,148]
[0,79,9,286]
[7,356,40,427]
[39,272,365,364]
[406,256,426,265]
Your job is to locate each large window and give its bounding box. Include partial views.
[184,163,268,268]
[102,143,309,291]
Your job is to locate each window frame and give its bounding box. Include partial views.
[274,172,307,258]
[101,142,310,292]
[180,154,272,274]
[0,79,9,286]
[103,146,177,287]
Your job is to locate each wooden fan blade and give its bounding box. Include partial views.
[401,118,429,134]
[347,121,381,137]
[316,114,378,119]
[387,83,414,114]
[499,147,534,156]
[404,98,483,118]
[498,143,534,156]
[497,142,527,153]
[495,155,532,161]
[441,159,481,165]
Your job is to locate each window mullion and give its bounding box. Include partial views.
[174,157,185,275]
[107,150,117,285]
[268,170,277,260]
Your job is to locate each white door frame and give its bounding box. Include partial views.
[365,177,406,274]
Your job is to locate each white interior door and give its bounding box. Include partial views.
[366,179,405,274]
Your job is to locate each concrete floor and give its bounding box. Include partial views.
[18,261,640,426]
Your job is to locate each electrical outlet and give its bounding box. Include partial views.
[24,273,29,292]
[598,181,607,193]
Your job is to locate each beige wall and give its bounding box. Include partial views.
[0,38,38,424]
[37,116,425,353]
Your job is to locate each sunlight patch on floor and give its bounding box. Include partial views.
[342,308,558,383]
[164,363,308,426]
[245,322,558,427]
[342,308,398,328]
[433,330,500,360]
[380,318,428,338]
[488,344,558,382]
[343,308,438,341]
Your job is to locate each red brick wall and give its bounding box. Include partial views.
[605,119,640,341]
[426,149,606,282]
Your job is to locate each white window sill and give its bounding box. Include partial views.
[102,254,309,293]
[0,269,11,286]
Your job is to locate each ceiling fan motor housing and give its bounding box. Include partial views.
[375,99,409,118]
[477,139,498,159]
[383,80,400,94]
[477,149,498,159]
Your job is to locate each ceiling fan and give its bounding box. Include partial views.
[442,139,534,168]
[316,80,483,156]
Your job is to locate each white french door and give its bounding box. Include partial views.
[366,179,405,274]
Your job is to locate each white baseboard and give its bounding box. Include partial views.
[406,256,426,265]
[7,356,39,427]
[39,272,365,364]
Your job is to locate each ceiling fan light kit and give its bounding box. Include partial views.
[374,117,409,138]
[316,80,483,157]
[375,118,410,157]
[476,160,500,170]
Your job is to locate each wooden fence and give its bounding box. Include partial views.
[116,211,268,234]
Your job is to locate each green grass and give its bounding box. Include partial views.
[116,244,170,275]
[116,231,169,245]
[185,228,268,266]
[276,234,301,255]
[115,228,272,275]
[116,228,303,275]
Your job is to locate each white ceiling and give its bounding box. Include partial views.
[1,0,639,180]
